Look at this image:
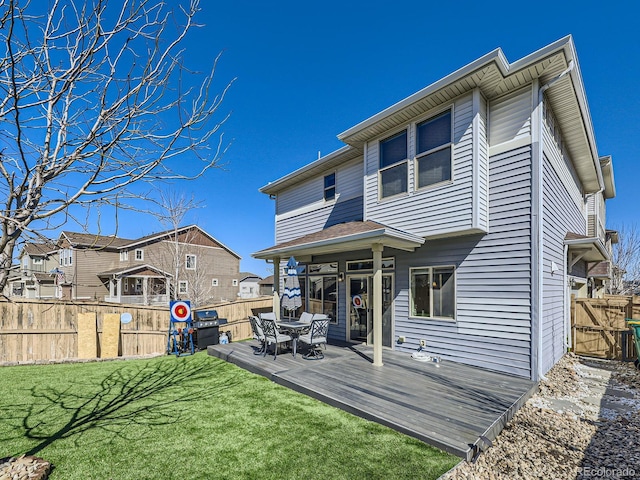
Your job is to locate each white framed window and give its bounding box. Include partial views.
[178,281,188,295]
[135,249,144,261]
[120,251,129,262]
[410,266,456,320]
[415,109,452,189]
[379,130,408,199]
[59,248,72,266]
[32,257,43,265]
[211,278,219,287]
[186,254,197,270]
[324,172,336,201]
[232,279,238,287]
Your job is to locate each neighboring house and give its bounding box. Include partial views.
[238,272,262,298]
[10,225,241,306]
[8,242,59,299]
[253,36,616,382]
[258,275,275,296]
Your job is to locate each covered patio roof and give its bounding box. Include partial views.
[98,264,172,278]
[252,220,425,260]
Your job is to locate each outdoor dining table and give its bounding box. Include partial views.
[277,320,311,358]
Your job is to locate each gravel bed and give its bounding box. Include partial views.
[440,353,640,479]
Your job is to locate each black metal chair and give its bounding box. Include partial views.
[260,317,293,360]
[248,315,266,355]
[297,317,329,359]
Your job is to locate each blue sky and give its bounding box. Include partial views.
[113,0,639,277]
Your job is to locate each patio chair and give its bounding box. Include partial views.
[297,317,329,359]
[299,312,314,323]
[248,316,266,355]
[260,317,293,360]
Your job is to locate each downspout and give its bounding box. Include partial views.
[535,60,575,381]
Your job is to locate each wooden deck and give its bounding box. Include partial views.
[207,340,537,461]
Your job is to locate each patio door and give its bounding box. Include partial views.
[347,275,393,347]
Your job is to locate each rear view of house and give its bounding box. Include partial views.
[254,36,616,381]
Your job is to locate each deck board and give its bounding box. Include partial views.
[208,341,536,461]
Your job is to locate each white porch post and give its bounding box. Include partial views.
[372,243,383,367]
[116,277,122,301]
[273,257,281,294]
[143,277,149,305]
[109,276,115,298]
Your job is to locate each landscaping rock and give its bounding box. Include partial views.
[0,455,51,480]
[440,353,640,480]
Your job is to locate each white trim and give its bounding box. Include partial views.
[408,265,457,321]
[488,136,532,157]
[178,280,188,295]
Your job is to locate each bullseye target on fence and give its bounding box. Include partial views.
[170,300,191,323]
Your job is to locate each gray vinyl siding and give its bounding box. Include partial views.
[393,145,533,378]
[489,86,532,146]
[275,159,364,243]
[541,122,586,374]
[73,249,117,299]
[364,93,481,237]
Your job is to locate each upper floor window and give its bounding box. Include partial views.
[379,130,408,199]
[410,265,456,320]
[324,173,336,201]
[135,249,144,261]
[59,248,73,266]
[211,278,219,287]
[32,257,43,265]
[186,254,196,270]
[120,251,129,262]
[232,279,238,287]
[415,110,452,189]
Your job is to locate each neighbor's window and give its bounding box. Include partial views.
[324,172,336,201]
[32,257,43,265]
[186,254,196,270]
[410,266,455,320]
[232,279,238,287]
[379,130,408,199]
[415,110,452,189]
[178,281,188,295]
[211,278,219,287]
[120,251,128,262]
[135,249,144,261]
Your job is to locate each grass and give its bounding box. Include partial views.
[0,352,460,479]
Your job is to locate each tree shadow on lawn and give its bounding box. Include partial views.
[7,355,236,457]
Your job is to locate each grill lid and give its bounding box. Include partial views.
[194,310,218,320]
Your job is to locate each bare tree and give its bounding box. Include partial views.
[0,0,233,291]
[609,224,640,295]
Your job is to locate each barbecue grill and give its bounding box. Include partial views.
[193,310,228,349]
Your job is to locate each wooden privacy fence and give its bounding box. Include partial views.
[0,296,274,364]
[572,295,640,360]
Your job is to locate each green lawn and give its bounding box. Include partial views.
[0,352,459,479]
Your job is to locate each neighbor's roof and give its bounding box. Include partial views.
[239,272,262,282]
[123,225,241,260]
[261,35,606,196]
[59,231,132,249]
[22,242,57,256]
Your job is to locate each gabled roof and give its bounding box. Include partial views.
[98,264,172,277]
[253,221,424,259]
[59,231,132,249]
[22,242,57,257]
[239,272,262,282]
[122,225,241,259]
[258,275,274,285]
[262,35,606,196]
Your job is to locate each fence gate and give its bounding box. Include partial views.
[572,295,638,360]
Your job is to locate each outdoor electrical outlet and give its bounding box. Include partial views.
[398,336,405,343]
[419,339,427,347]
